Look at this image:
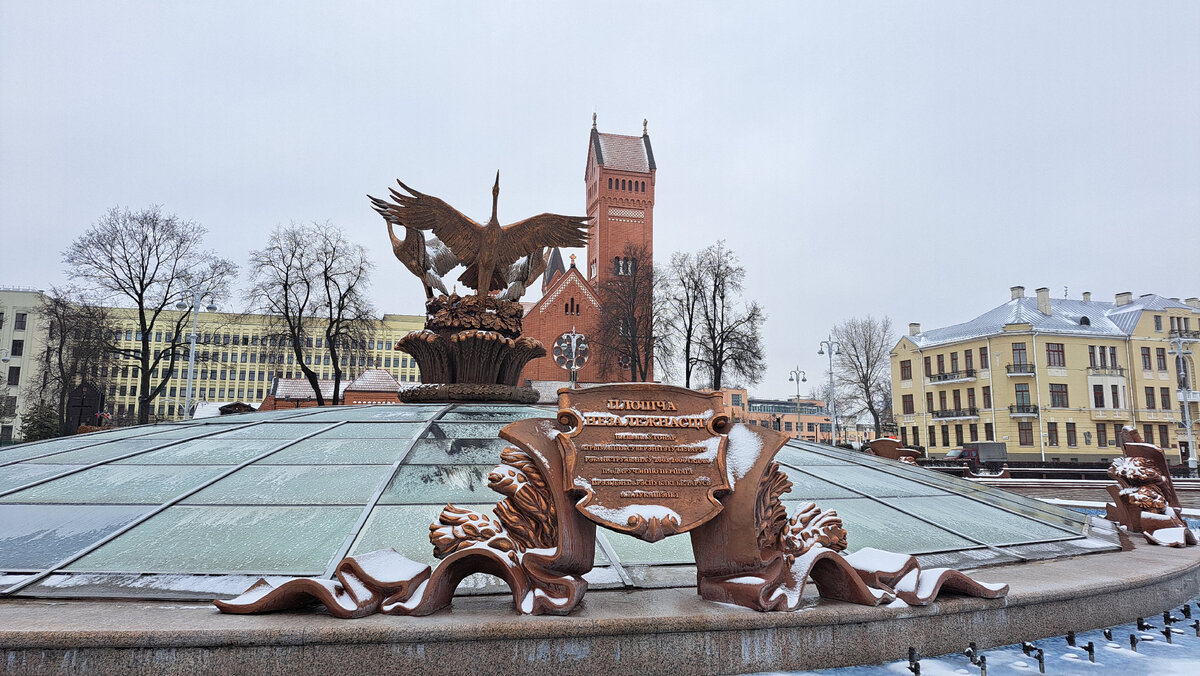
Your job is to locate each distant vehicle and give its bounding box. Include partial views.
[945,442,1007,469]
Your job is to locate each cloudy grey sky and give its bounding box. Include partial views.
[2,1,1197,399]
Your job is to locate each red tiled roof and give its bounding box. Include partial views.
[345,369,400,392]
[597,133,650,173]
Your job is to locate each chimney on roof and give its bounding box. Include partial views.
[1011,286,1025,300]
[1036,287,1051,315]
[909,322,921,336]
[1115,292,1133,306]
[1186,297,1200,309]
[1082,291,1092,302]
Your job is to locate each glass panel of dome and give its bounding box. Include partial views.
[796,464,950,499]
[65,505,361,575]
[424,422,541,440]
[135,425,243,440]
[376,465,499,504]
[113,439,281,465]
[30,440,178,465]
[0,465,228,505]
[259,438,415,465]
[0,436,140,463]
[801,498,976,554]
[439,406,550,421]
[0,504,149,570]
[600,531,695,565]
[889,495,1081,546]
[775,444,857,466]
[210,423,333,439]
[294,406,447,422]
[349,503,493,563]
[0,464,84,492]
[315,422,426,439]
[404,437,510,465]
[776,465,860,500]
[182,465,393,506]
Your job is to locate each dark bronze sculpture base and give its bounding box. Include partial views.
[396,294,546,404]
[398,383,539,404]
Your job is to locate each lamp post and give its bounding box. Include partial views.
[818,336,842,445]
[1168,331,1197,478]
[175,289,217,419]
[788,367,806,440]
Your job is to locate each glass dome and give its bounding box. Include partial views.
[0,404,1115,599]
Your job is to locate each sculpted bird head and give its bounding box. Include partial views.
[490,171,500,224]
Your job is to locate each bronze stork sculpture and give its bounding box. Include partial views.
[370,173,588,297]
[496,247,552,301]
[374,211,459,299]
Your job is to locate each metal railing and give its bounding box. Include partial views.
[929,369,977,382]
[931,407,980,419]
[1008,404,1039,415]
[1087,366,1125,376]
[1006,363,1035,374]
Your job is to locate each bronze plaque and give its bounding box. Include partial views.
[557,384,731,542]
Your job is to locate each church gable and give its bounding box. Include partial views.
[535,266,600,314]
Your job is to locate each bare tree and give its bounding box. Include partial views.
[246,223,376,405]
[661,251,705,388]
[29,288,118,435]
[593,243,659,382]
[693,241,766,390]
[831,315,895,437]
[63,207,236,424]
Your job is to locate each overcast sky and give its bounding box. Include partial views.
[2,1,1197,400]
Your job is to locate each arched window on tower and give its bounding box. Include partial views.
[641,181,646,191]
[613,257,621,275]
[608,178,612,189]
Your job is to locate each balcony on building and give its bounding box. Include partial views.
[1090,407,1131,421]
[1169,329,1200,340]
[1008,404,1039,416]
[1179,390,1200,403]
[1005,363,1035,376]
[1087,366,1126,377]
[928,369,977,384]
[930,407,980,420]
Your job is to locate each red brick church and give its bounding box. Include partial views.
[520,116,656,385]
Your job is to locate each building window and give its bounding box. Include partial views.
[923,356,931,376]
[1141,347,1152,370]
[925,392,934,412]
[1161,387,1171,410]
[950,352,959,372]
[911,426,920,446]
[979,347,989,369]
[9,339,23,357]
[954,424,964,446]
[1111,385,1120,409]
[985,422,994,441]
[1046,343,1065,367]
[902,394,914,414]
[14,313,26,330]
[1011,342,1027,365]
[1097,425,1108,447]
[1088,345,1096,367]
[1156,348,1167,371]
[1159,425,1170,448]
[1014,383,1030,406]
[936,354,945,374]
[731,393,743,407]
[967,388,977,409]
[1109,347,1118,368]
[1145,387,1156,410]
[940,425,950,447]
[607,178,612,189]
[1093,385,1105,408]
[1154,315,1163,331]
[952,389,962,409]
[1018,421,1034,446]
[900,428,908,446]
[1049,384,1068,408]
[938,391,947,411]
[969,423,978,442]
[1144,424,1155,446]
[6,366,19,387]
[982,386,992,409]
[964,349,973,371]
[1066,423,1077,447]
[928,425,936,447]
[1047,422,1059,446]
[899,360,912,380]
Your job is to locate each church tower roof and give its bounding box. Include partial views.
[541,247,567,293]
[589,118,655,173]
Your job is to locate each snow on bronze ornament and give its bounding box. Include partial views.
[1104,427,1197,547]
[216,384,1007,618]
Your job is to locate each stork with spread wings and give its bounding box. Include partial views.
[369,173,589,298]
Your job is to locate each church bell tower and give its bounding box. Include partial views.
[584,115,656,289]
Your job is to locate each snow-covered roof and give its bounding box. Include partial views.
[191,401,260,419]
[344,369,400,392]
[908,294,1197,348]
[271,378,336,400]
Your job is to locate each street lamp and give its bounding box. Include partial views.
[1168,331,1197,478]
[175,289,218,419]
[788,367,806,440]
[0,349,9,364]
[817,336,842,445]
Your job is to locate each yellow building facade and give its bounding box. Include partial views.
[97,308,424,422]
[891,287,1200,463]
